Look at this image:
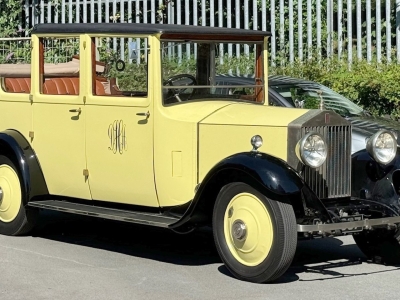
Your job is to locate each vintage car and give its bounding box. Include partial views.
[0,23,399,283]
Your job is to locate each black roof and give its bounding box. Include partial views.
[32,23,271,38]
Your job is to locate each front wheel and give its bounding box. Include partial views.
[353,228,400,264]
[0,155,38,236]
[212,182,297,283]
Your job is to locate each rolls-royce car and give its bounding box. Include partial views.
[1,23,400,284]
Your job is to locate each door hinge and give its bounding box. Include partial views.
[29,94,33,103]
[83,169,89,177]
[83,96,86,103]
[83,41,86,49]
[29,131,34,139]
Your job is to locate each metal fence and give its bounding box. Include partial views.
[0,38,31,64]
[15,1,400,65]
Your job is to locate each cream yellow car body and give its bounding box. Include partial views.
[3,23,399,284]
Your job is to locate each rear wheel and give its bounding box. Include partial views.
[353,228,400,264]
[212,182,297,283]
[0,155,37,236]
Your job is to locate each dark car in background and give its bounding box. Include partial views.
[217,74,400,263]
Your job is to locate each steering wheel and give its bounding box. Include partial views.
[165,74,197,102]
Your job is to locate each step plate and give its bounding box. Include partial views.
[28,200,177,228]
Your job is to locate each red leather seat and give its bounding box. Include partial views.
[95,80,106,96]
[43,77,106,95]
[4,76,106,96]
[43,77,79,95]
[4,78,31,93]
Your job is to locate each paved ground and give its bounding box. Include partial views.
[0,210,399,300]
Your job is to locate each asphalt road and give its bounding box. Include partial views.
[0,210,399,300]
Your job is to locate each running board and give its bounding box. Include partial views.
[28,200,178,228]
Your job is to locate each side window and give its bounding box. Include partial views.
[91,36,148,97]
[0,37,31,93]
[39,36,80,95]
[161,41,264,105]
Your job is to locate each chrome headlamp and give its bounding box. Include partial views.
[366,130,397,165]
[296,132,327,168]
[250,135,263,152]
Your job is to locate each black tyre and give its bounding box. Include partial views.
[353,228,400,264]
[212,182,297,283]
[0,155,38,236]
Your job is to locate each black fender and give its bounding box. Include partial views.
[0,130,48,204]
[352,148,400,216]
[170,152,331,229]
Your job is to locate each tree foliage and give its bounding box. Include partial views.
[0,0,24,38]
[271,56,400,118]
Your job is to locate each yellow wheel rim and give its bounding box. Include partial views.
[223,192,274,267]
[0,164,21,223]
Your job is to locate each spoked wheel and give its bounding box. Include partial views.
[353,228,400,264]
[0,155,37,236]
[213,182,297,283]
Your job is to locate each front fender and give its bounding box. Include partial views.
[352,148,400,214]
[170,152,331,229]
[0,130,48,204]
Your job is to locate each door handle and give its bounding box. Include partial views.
[136,111,150,118]
[69,108,82,113]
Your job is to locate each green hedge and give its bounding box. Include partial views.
[270,59,400,119]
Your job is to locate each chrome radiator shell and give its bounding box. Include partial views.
[288,110,352,199]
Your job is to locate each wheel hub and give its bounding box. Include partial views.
[0,187,3,202]
[232,219,247,241]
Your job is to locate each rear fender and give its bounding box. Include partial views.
[0,130,48,204]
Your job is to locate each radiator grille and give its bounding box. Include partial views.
[301,125,352,199]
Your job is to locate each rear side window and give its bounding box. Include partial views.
[91,36,149,97]
[0,37,31,93]
[39,36,81,95]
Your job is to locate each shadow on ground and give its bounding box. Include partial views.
[31,210,399,283]
[32,210,219,265]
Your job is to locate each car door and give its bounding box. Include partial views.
[84,35,159,207]
[85,98,158,206]
[31,35,91,199]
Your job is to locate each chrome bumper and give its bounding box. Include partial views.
[297,216,400,233]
